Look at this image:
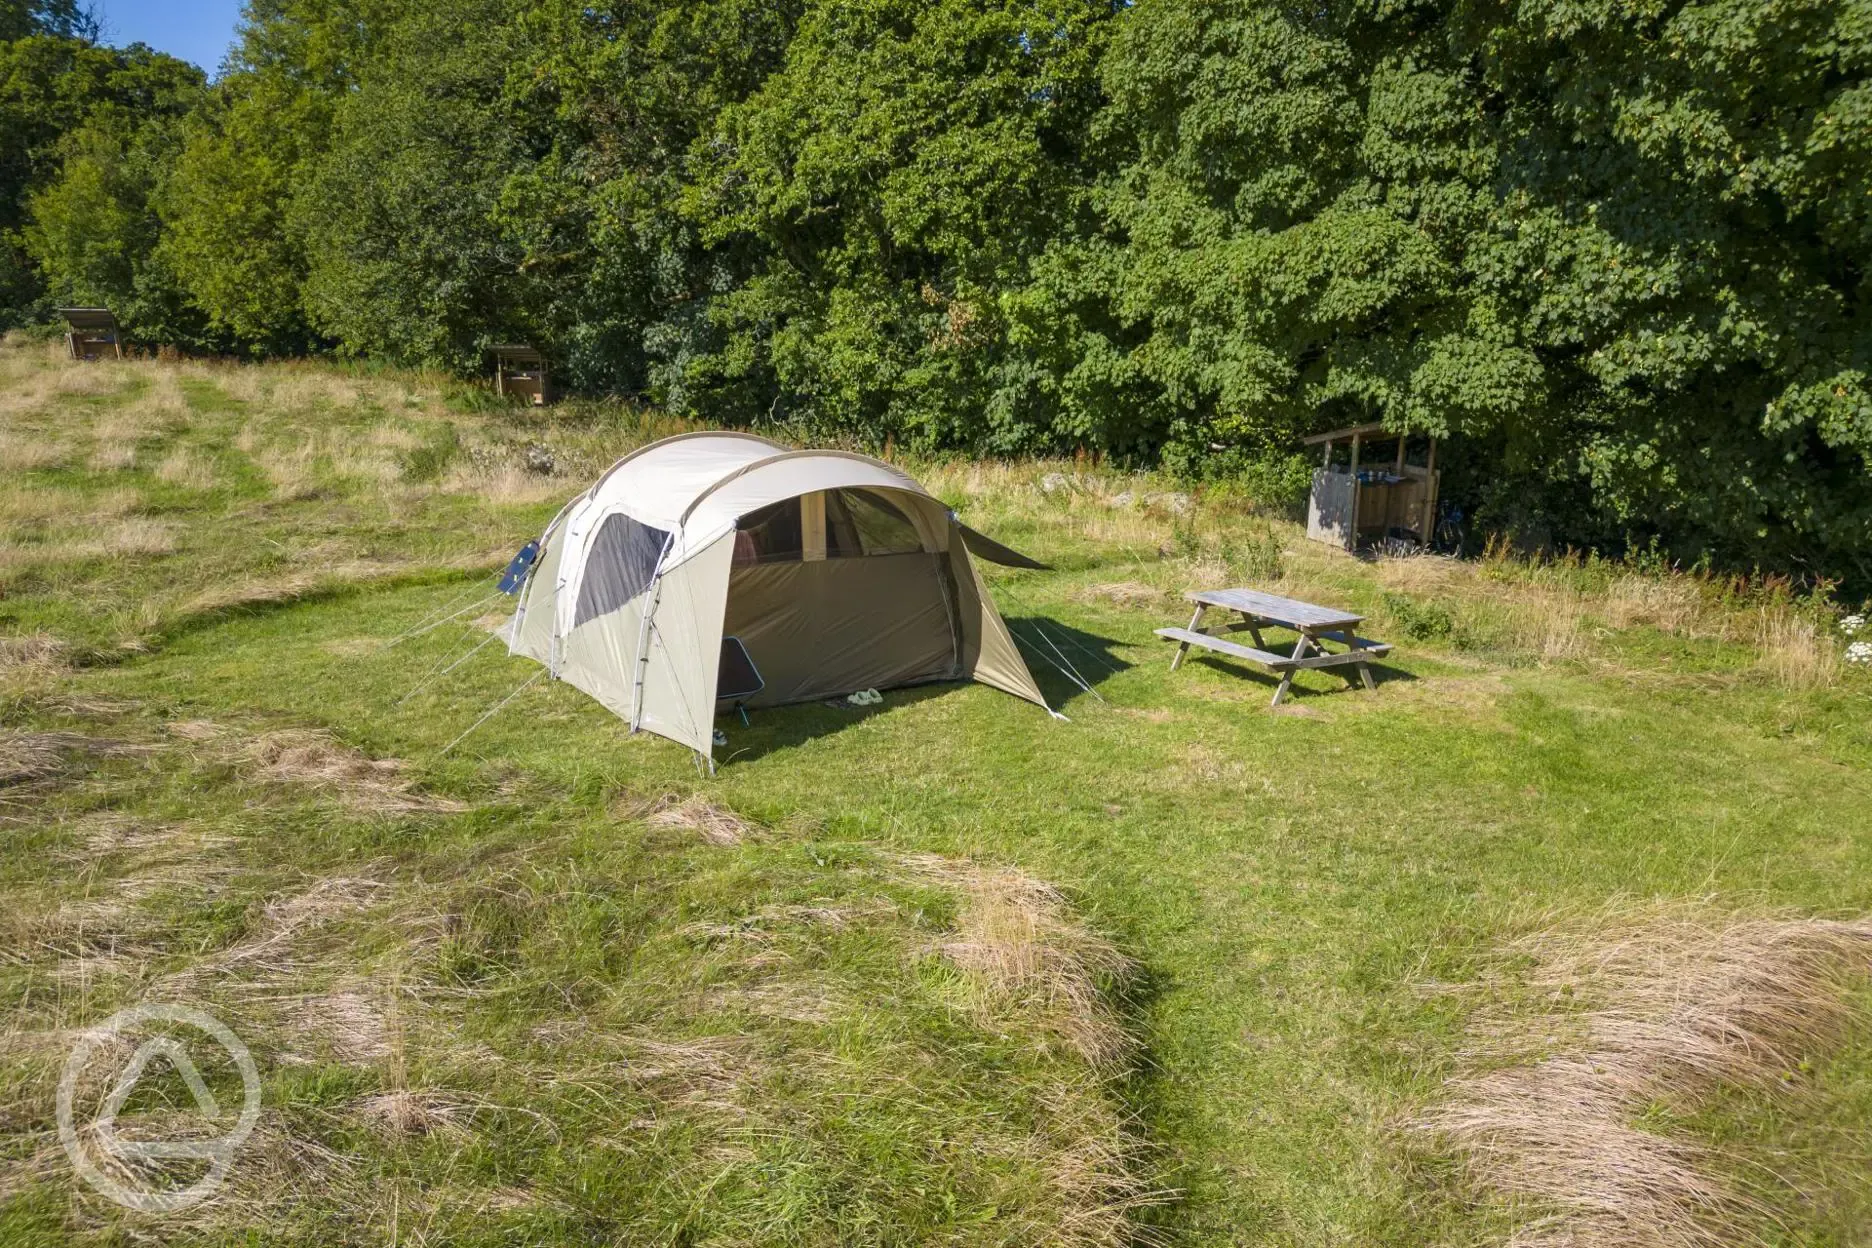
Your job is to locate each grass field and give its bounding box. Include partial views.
[3,332,1870,1247]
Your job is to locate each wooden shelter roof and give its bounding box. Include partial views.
[1300,421,1437,446]
[56,307,118,331]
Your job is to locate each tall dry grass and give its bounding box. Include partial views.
[898,852,1138,1074]
[270,371,366,411]
[437,458,566,504]
[1418,910,1872,1248]
[247,427,328,499]
[47,361,127,397]
[1508,587,1587,661]
[1364,543,1852,683]
[0,430,70,472]
[1752,607,1839,691]
[155,447,218,489]
[80,369,189,470]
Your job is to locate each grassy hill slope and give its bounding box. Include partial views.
[2,335,1869,1246]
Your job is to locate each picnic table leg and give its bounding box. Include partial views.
[1271,632,1312,706]
[1170,604,1206,672]
[1239,612,1267,650]
[1318,629,1377,691]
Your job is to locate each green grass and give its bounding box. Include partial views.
[2,335,1870,1246]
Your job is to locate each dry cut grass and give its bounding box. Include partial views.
[237,728,467,814]
[894,852,1165,1244]
[0,731,154,788]
[1077,581,1171,609]
[638,792,762,845]
[175,551,505,621]
[155,446,218,489]
[900,853,1137,1073]
[1417,909,1872,1248]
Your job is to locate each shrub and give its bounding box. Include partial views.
[1381,591,1456,641]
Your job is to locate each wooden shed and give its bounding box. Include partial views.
[491,345,549,406]
[1303,423,1439,550]
[56,307,122,361]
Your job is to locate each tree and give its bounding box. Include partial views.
[2,0,1864,584]
[156,0,391,351]
[673,0,1115,448]
[0,34,202,329]
[494,0,807,395]
[292,0,540,368]
[1070,0,1870,574]
[0,0,98,43]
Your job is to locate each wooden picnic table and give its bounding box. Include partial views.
[1156,587,1392,706]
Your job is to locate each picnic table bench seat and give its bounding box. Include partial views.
[1153,627,1298,669]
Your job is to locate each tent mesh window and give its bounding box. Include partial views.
[827,489,922,557]
[733,490,925,564]
[574,513,671,626]
[733,498,804,564]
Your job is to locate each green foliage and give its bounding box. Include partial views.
[1219,525,1283,582]
[1,0,1869,583]
[677,0,1115,448]
[1086,0,1872,581]
[0,34,204,331]
[294,0,534,368]
[499,0,807,396]
[156,80,321,351]
[22,107,203,339]
[1380,592,1456,642]
[0,0,96,42]
[401,420,461,482]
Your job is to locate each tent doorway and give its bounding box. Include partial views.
[723,488,962,707]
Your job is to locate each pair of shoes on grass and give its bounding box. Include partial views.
[846,688,883,707]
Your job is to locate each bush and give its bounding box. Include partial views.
[1220,528,1285,583]
[1381,591,1456,642]
[1187,450,1316,518]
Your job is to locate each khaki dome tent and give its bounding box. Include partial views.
[507,432,1053,762]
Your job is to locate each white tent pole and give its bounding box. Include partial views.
[628,531,677,731]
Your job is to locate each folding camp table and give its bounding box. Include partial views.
[1157,587,1392,705]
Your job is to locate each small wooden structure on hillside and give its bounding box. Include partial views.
[57,308,122,361]
[491,345,549,406]
[1303,423,1439,550]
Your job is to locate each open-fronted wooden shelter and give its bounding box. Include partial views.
[491,345,549,406]
[1303,423,1439,550]
[56,308,122,361]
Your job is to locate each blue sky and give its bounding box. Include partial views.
[92,0,246,76]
